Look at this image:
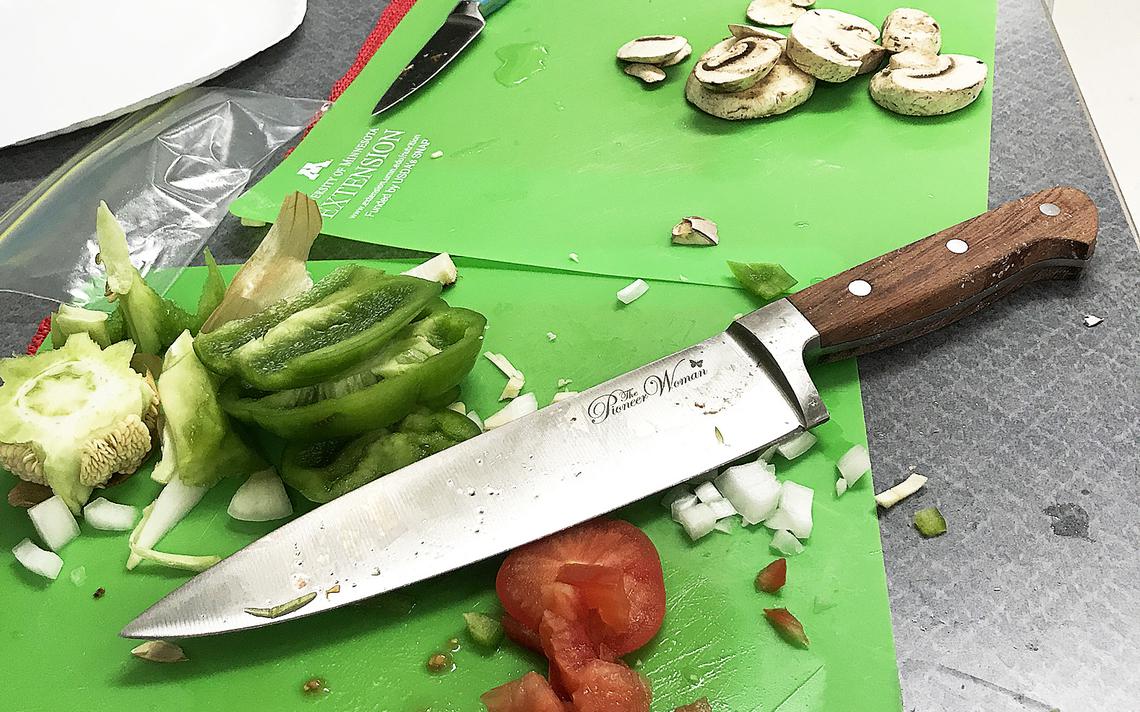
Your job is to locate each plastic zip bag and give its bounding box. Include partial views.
[0,87,327,304]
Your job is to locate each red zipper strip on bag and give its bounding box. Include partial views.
[24,0,419,355]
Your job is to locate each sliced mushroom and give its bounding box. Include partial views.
[685,52,816,120]
[617,35,690,64]
[624,63,668,84]
[660,42,694,67]
[869,54,988,116]
[888,48,940,70]
[786,9,884,83]
[694,37,782,93]
[880,8,941,54]
[746,0,814,27]
[728,24,786,42]
[672,217,720,246]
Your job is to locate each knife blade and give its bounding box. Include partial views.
[122,187,1097,639]
[372,0,509,116]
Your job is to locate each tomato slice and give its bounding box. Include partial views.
[496,519,666,654]
[502,612,543,653]
[539,611,619,695]
[481,672,569,712]
[568,660,652,712]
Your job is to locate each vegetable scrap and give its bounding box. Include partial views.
[546,331,557,342]
[12,539,63,580]
[617,279,650,305]
[1083,314,1103,327]
[29,496,80,551]
[245,591,318,619]
[464,612,505,650]
[7,481,51,509]
[227,469,293,522]
[836,443,871,495]
[83,497,138,531]
[485,393,539,430]
[485,351,526,400]
[302,677,326,694]
[914,507,947,538]
[130,640,187,663]
[674,698,714,712]
[426,652,454,673]
[747,0,813,26]
[430,150,444,159]
[875,473,928,509]
[671,216,720,246]
[755,558,787,593]
[69,566,87,587]
[764,607,809,648]
[93,587,106,599]
[401,252,457,285]
[568,252,580,263]
[776,430,816,460]
[616,35,693,85]
[728,261,797,300]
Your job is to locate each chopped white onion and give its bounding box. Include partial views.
[551,391,579,403]
[28,495,80,551]
[617,279,649,305]
[484,392,538,430]
[776,431,817,460]
[83,497,139,531]
[660,485,692,509]
[12,538,63,580]
[837,444,872,486]
[546,331,558,342]
[69,565,88,586]
[693,481,723,503]
[557,378,573,388]
[446,401,467,415]
[484,351,526,400]
[708,498,737,519]
[875,473,928,509]
[568,252,580,263]
[401,253,458,285]
[713,519,735,534]
[128,502,219,573]
[228,470,293,522]
[714,461,780,524]
[466,410,484,432]
[670,494,700,521]
[677,502,718,540]
[836,478,848,497]
[758,444,778,462]
[126,478,208,570]
[770,529,804,556]
[763,481,814,538]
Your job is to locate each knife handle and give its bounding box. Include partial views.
[788,186,1098,361]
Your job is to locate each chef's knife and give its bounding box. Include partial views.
[122,187,1097,639]
[372,0,510,116]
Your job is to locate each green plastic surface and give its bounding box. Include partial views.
[231,0,996,289]
[2,258,900,710]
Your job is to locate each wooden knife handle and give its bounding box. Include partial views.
[789,186,1098,361]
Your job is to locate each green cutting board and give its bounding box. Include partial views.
[231,0,996,289]
[1,258,899,711]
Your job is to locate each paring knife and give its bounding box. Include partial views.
[123,187,1097,639]
[372,0,511,116]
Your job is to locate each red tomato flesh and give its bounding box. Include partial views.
[502,612,543,652]
[569,660,652,712]
[540,611,617,695]
[481,672,568,712]
[496,519,665,655]
[755,558,787,594]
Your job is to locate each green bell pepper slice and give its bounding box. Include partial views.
[220,306,486,440]
[195,265,441,391]
[281,407,482,503]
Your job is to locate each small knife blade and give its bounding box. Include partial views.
[372,0,506,116]
[122,187,1098,640]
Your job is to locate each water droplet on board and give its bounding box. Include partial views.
[494,42,549,87]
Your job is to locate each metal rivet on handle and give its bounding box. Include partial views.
[1040,203,1061,216]
[946,239,969,254]
[848,279,872,297]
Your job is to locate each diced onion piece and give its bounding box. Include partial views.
[670,494,700,521]
[557,378,573,388]
[836,478,848,497]
[776,431,817,460]
[713,519,734,534]
[770,530,804,556]
[484,351,526,400]
[708,498,737,519]
[126,478,208,570]
[12,538,63,580]
[568,252,580,263]
[131,640,188,663]
[83,498,139,531]
[446,401,467,415]
[617,279,649,305]
[660,485,692,509]
[677,502,718,540]
[693,481,723,503]
[466,410,484,432]
[758,444,778,462]
[551,391,579,404]
[763,481,814,539]
[837,444,872,486]
[714,461,780,524]
[875,473,928,509]
[228,469,293,522]
[69,565,88,586]
[401,253,458,285]
[546,332,557,342]
[28,496,80,551]
[484,393,538,430]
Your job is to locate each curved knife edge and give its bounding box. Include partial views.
[731,299,828,430]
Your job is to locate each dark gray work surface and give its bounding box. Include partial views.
[1,0,1136,709]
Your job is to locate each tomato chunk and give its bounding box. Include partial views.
[569,660,652,712]
[755,558,787,594]
[502,612,543,652]
[496,519,665,654]
[481,672,568,712]
[540,611,618,695]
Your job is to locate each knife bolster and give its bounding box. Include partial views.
[787,186,1098,360]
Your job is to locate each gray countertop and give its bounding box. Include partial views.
[1,0,1137,709]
